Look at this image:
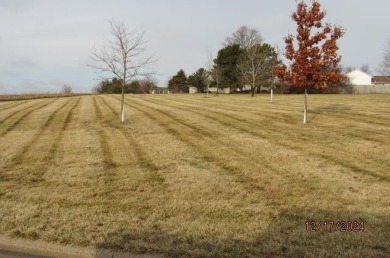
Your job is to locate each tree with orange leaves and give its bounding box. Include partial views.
[274,0,346,123]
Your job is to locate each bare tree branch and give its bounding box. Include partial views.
[237,44,279,96]
[379,38,390,77]
[223,25,263,48]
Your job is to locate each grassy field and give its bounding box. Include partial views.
[0,94,389,257]
[0,93,80,102]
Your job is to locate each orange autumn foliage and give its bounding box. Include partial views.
[274,0,347,90]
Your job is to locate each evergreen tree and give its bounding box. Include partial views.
[187,68,208,93]
[168,69,188,93]
[213,44,243,91]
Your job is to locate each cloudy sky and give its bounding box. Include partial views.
[0,0,389,94]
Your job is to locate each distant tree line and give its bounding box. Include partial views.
[93,77,157,94]
[168,26,280,96]
[91,2,389,100]
[168,16,351,95]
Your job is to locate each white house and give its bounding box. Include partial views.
[346,69,373,85]
[207,87,230,94]
[189,86,197,93]
[346,70,390,94]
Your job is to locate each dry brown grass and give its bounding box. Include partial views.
[0,93,89,102]
[0,94,389,257]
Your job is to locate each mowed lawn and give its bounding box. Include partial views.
[0,94,389,257]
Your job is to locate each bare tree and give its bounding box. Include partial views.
[210,65,223,96]
[223,25,263,48]
[90,20,155,123]
[205,48,223,97]
[237,44,278,97]
[139,75,158,94]
[344,66,356,73]
[204,48,215,97]
[61,84,73,94]
[379,38,390,76]
[360,64,371,74]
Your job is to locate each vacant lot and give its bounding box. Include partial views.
[0,94,389,257]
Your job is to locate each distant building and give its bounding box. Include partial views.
[207,87,230,94]
[372,76,390,85]
[347,70,390,94]
[238,85,252,92]
[189,86,197,93]
[346,69,373,85]
[221,88,230,94]
[153,87,170,94]
[237,85,270,93]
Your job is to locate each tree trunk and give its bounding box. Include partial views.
[216,84,219,96]
[251,77,256,97]
[303,88,308,124]
[270,88,273,102]
[120,86,125,123]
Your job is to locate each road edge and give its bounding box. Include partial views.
[0,234,161,258]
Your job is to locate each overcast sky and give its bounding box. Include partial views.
[0,0,389,94]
